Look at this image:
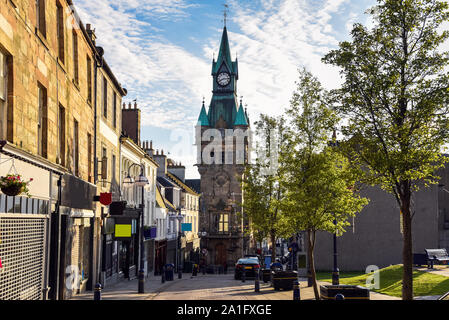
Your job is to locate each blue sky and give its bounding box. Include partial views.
[74,0,377,179]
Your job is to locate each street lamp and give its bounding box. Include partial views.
[176,212,184,279]
[328,129,340,285]
[123,163,149,293]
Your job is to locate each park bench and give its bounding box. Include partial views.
[425,248,449,269]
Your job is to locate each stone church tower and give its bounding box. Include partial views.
[195,25,251,267]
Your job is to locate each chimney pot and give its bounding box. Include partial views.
[150,140,153,150]
[128,102,131,109]
[134,102,137,109]
[161,149,164,155]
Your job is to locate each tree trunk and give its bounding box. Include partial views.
[307,229,319,300]
[270,230,276,263]
[400,186,413,300]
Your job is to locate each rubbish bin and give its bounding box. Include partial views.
[165,264,175,281]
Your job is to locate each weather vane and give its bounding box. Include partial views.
[223,3,229,27]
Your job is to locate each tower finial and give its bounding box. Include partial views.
[223,3,229,27]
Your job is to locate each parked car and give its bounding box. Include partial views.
[438,292,449,300]
[244,254,260,262]
[234,258,260,280]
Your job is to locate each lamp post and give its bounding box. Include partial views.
[123,163,149,293]
[328,129,340,285]
[176,212,184,279]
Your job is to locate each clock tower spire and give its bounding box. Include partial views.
[195,19,251,267]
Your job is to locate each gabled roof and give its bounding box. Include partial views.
[157,176,179,189]
[166,172,200,196]
[185,179,201,194]
[155,186,166,209]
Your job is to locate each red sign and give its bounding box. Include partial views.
[100,193,112,206]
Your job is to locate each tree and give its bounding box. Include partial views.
[323,0,449,300]
[282,69,368,300]
[241,115,293,263]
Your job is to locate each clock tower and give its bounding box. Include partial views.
[195,25,251,267]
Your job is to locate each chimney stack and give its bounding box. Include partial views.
[86,24,97,44]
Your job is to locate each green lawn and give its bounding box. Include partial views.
[316,265,449,298]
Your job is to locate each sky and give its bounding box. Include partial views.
[74,0,378,179]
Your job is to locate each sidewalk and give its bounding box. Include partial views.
[69,272,183,300]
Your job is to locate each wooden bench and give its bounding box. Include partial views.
[425,249,449,269]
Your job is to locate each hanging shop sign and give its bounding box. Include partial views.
[181,223,192,232]
[99,193,112,206]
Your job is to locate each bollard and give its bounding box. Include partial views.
[94,283,102,301]
[192,264,198,277]
[293,280,300,300]
[242,269,246,283]
[335,293,345,300]
[138,269,145,293]
[255,269,260,292]
[178,269,182,279]
[307,270,313,287]
[161,267,166,283]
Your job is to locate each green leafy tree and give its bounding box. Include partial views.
[282,69,369,300]
[241,115,293,263]
[323,0,449,300]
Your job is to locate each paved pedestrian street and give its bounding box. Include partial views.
[71,273,399,301]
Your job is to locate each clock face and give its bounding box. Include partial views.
[217,72,231,87]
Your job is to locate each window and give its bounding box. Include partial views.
[73,119,79,176]
[88,133,92,182]
[58,105,66,166]
[103,76,108,118]
[218,213,229,233]
[0,51,7,140]
[102,147,107,187]
[56,2,64,63]
[36,0,46,38]
[112,154,116,182]
[113,92,117,128]
[72,30,79,84]
[87,56,92,103]
[37,83,48,158]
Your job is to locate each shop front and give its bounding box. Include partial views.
[154,239,167,275]
[59,174,96,300]
[0,146,62,300]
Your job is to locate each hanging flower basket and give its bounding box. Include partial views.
[0,175,33,197]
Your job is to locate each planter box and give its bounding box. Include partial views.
[320,285,370,300]
[413,253,427,267]
[271,270,298,291]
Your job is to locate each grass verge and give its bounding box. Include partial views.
[316,264,449,298]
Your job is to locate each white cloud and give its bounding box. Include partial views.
[72,0,372,178]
